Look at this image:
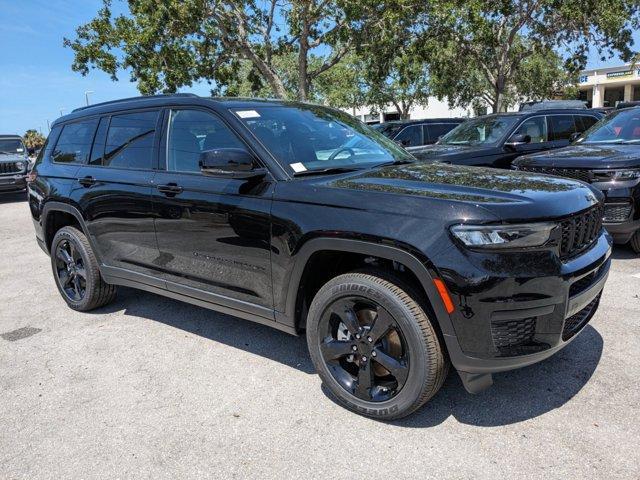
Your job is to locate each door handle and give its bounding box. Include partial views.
[78,176,96,187]
[157,183,183,195]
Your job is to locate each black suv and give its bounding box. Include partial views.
[28,95,611,419]
[412,109,603,168]
[0,134,30,193]
[372,118,464,152]
[514,106,640,252]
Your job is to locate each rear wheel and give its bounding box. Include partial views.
[306,271,449,420]
[51,226,116,311]
[630,230,640,254]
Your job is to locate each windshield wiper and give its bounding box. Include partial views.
[376,159,415,167]
[292,166,360,177]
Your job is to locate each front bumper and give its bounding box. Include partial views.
[434,231,612,393]
[0,173,27,192]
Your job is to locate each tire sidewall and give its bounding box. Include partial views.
[50,228,97,310]
[307,276,432,419]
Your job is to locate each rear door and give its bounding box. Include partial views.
[70,109,162,283]
[152,107,274,312]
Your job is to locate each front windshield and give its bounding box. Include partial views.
[0,139,25,154]
[232,105,413,173]
[581,108,640,144]
[439,116,519,146]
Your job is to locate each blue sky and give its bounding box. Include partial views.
[0,0,638,135]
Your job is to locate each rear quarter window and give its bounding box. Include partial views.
[103,110,159,169]
[52,119,98,164]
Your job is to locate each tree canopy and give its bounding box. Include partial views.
[22,130,46,151]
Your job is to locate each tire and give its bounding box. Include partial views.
[630,230,640,254]
[306,271,449,420]
[50,226,117,311]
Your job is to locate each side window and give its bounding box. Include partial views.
[103,110,159,169]
[549,115,577,141]
[394,125,421,147]
[426,123,458,143]
[166,109,245,173]
[38,125,62,163]
[578,115,598,132]
[514,117,548,143]
[51,119,98,164]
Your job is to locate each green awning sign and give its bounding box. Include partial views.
[607,70,633,79]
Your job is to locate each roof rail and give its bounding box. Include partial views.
[71,93,199,113]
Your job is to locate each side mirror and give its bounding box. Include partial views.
[570,132,582,142]
[505,134,531,148]
[199,148,266,179]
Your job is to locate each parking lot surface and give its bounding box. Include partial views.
[1,191,639,480]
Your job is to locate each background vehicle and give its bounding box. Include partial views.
[519,99,587,111]
[514,106,640,252]
[412,109,604,168]
[0,134,30,193]
[372,118,464,151]
[28,95,610,419]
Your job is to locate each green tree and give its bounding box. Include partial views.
[422,0,640,112]
[64,0,375,101]
[22,130,46,151]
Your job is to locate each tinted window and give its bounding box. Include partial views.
[440,116,520,146]
[549,115,577,141]
[582,108,640,144]
[578,115,598,131]
[52,119,98,164]
[394,125,421,146]
[426,123,459,142]
[103,111,158,169]
[167,109,245,172]
[514,117,548,143]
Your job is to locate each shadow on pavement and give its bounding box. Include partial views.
[0,191,27,204]
[97,286,603,427]
[611,244,637,260]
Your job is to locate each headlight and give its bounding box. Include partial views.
[593,169,640,181]
[451,222,556,249]
[15,161,25,171]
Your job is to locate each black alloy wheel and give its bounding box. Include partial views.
[318,297,409,402]
[54,239,87,302]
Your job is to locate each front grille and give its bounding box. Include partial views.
[0,162,21,175]
[559,204,604,259]
[562,293,601,341]
[491,317,536,349]
[603,203,633,223]
[518,166,591,183]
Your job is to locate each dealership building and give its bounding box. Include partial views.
[578,64,640,108]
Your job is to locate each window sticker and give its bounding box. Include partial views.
[236,110,261,119]
[290,162,307,173]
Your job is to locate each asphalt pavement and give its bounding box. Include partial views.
[1,191,639,479]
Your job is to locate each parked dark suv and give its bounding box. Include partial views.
[412,109,603,168]
[373,118,464,152]
[514,106,640,252]
[28,95,611,419]
[0,134,30,193]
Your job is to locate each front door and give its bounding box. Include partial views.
[71,109,162,283]
[152,108,274,313]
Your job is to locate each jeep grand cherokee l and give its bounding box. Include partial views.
[0,134,30,192]
[514,106,640,253]
[28,95,611,419]
[412,109,603,168]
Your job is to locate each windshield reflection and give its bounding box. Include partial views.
[440,116,519,146]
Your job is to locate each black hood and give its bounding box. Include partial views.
[514,143,640,169]
[285,162,602,222]
[411,143,497,162]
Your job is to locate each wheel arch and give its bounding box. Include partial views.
[282,238,455,338]
[41,202,99,260]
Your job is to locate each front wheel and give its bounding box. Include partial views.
[306,271,449,420]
